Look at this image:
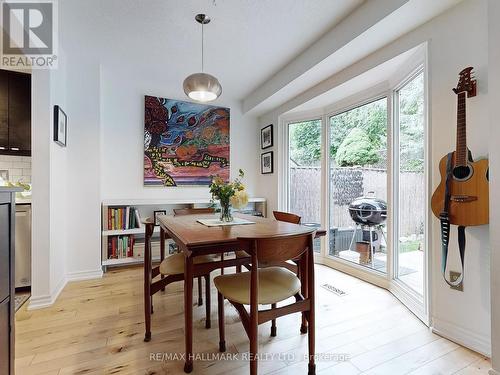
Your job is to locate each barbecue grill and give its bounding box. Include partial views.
[348,196,387,226]
[347,193,388,268]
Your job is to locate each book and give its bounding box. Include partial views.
[134,208,141,227]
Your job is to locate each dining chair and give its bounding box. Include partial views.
[273,210,301,224]
[235,211,301,274]
[214,231,316,375]
[143,207,218,342]
[173,207,217,305]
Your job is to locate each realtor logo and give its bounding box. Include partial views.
[1,0,58,69]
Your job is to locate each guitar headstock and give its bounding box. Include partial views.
[453,67,477,97]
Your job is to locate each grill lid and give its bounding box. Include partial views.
[348,192,387,226]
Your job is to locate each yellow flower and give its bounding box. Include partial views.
[230,189,249,209]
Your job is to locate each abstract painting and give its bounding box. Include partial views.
[144,96,230,186]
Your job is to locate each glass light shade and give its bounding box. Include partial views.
[183,72,222,102]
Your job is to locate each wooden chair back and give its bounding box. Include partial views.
[273,211,301,224]
[238,232,314,265]
[173,207,215,216]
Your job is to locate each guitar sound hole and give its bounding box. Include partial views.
[453,165,473,181]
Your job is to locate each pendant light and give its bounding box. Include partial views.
[183,14,222,102]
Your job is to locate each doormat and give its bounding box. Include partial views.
[321,283,347,297]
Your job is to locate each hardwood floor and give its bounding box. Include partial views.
[15,264,490,374]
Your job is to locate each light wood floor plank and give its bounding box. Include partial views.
[15,264,490,375]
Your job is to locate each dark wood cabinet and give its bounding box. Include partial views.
[0,188,17,375]
[8,72,31,155]
[0,71,8,152]
[0,70,31,156]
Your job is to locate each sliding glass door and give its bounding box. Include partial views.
[287,119,322,252]
[394,70,426,299]
[282,62,428,321]
[329,98,388,273]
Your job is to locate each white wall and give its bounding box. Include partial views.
[30,70,52,307]
[30,53,69,308]
[257,0,491,355]
[100,66,259,202]
[29,0,260,305]
[488,0,500,371]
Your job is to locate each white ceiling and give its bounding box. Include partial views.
[286,47,419,114]
[88,0,365,101]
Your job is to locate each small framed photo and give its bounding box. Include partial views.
[261,151,273,174]
[261,124,273,149]
[53,105,67,147]
[153,210,167,226]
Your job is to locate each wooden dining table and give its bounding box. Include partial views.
[152,213,326,373]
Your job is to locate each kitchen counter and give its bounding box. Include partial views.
[0,187,22,193]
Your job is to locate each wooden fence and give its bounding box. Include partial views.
[289,167,424,237]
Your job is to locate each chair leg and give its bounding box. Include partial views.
[144,293,151,342]
[236,265,242,273]
[151,296,154,315]
[250,315,258,375]
[270,303,277,337]
[205,275,211,329]
[218,292,226,352]
[308,314,316,374]
[197,276,203,306]
[300,256,308,334]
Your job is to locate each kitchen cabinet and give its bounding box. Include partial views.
[0,70,31,156]
[0,70,8,152]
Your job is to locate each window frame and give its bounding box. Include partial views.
[278,46,430,324]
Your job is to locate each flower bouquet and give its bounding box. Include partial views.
[209,169,249,222]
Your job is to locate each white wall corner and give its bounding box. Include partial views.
[432,317,491,357]
[489,0,500,370]
[28,275,67,310]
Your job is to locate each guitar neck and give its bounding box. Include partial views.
[455,92,467,166]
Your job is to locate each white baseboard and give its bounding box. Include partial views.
[66,269,103,282]
[432,317,491,356]
[28,275,67,310]
[28,269,102,310]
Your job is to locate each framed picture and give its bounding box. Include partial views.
[144,96,230,186]
[261,151,273,174]
[53,105,67,147]
[153,210,167,226]
[261,124,273,149]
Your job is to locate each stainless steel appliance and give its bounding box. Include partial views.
[15,204,31,289]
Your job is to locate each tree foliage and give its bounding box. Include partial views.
[330,98,387,163]
[289,120,321,166]
[398,72,425,172]
[288,76,424,171]
[335,128,380,166]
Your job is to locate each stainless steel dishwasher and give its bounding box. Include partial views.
[15,204,31,289]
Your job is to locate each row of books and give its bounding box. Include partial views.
[107,235,135,259]
[106,206,141,230]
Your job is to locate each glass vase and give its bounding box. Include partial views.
[219,200,233,222]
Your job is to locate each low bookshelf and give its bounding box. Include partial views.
[101,197,266,271]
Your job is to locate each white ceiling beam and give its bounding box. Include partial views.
[242,0,410,114]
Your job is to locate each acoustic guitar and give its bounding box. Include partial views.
[431,67,489,226]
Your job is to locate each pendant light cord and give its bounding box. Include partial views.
[201,21,204,72]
